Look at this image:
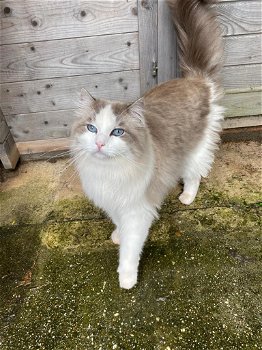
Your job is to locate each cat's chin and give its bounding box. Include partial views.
[93,151,108,160]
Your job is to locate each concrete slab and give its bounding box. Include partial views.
[0,142,261,349]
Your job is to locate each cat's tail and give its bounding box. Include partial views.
[168,0,223,89]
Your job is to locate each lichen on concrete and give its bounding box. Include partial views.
[0,142,261,349]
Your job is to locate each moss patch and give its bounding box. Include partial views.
[0,142,261,349]
[1,231,261,350]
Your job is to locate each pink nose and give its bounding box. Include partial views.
[96,141,105,150]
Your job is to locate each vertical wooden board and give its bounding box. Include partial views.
[0,132,19,169]
[0,0,139,45]
[0,107,20,169]
[138,0,158,95]
[157,0,178,83]
[0,109,10,143]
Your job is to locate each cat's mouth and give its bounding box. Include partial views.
[92,149,109,160]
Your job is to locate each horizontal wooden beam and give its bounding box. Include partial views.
[0,0,138,45]
[1,70,140,116]
[17,138,70,161]
[217,1,262,36]
[222,89,262,118]
[224,34,261,67]
[223,115,262,129]
[0,32,139,83]
[222,64,262,90]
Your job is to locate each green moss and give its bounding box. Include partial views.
[0,145,261,349]
[0,180,55,226]
[1,234,261,350]
[40,219,114,251]
[46,197,103,222]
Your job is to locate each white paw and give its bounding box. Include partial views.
[111,229,120,245]
[119,270,137,289]
[179,192,195,205]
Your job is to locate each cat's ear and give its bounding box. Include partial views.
[127,98,145,126]
[80,88,95,104]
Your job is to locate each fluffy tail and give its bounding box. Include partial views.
[168,0,223,84]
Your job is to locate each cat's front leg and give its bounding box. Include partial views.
[117,207,154,289]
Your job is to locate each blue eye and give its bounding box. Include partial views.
[87,124,97,133]
[111,128,125,137]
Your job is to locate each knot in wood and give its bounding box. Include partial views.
[141,0,151,10]
[3,7,12,16]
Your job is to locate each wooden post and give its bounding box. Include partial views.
[0,109,20,169]
[157,0,179,83]
[138,0,158,95]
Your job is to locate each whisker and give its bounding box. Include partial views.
[46,150,72,162]
[37,146,71,159]
[59,150,85,174]
[111,152,145,168]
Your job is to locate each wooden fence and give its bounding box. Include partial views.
[0,0,261,167]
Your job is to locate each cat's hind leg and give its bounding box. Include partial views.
[179,176,201,205]
[180,102,223,205]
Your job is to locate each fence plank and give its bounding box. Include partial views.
[157,0,179,83]
[7,109,75,142]
[0,110,10,143]
[217,1,262,36]
[0,32,139,83]
[0,109,20,169]
[224,34,261,66]
[223,115,262,129]
[222,64,262,89]
[16,138,70,160]
[0,0,138,45]
[138,0,158,94]
[223,90,262,117]
[1,70,140,116]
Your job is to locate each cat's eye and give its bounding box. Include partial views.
[111,128,125,137]
[87,124,97,133]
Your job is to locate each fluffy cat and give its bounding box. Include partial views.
[71,0,224,289]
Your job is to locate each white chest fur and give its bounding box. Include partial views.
[76,156,154,216]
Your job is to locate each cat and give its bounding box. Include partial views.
[71,0,224,289]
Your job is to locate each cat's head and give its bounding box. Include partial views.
[71,89,147,161]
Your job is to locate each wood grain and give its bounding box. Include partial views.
[0,0,138,45]
[223,115,262,129]
[223,89,262,117]
[7,109,75,142]
[138,0,158,94]
[157,0,179,83]
[9,89,262,143]
[1,70,140,116]
[222,64,262,89]
[224,34,261,66]
[16,138,70,159]
[0,32,139,83]
[0,109,10,143]
[217,1,262,36]
[0,108,20,169]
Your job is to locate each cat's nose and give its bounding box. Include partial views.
[96,141,105,150]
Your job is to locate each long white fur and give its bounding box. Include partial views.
[179,81,224,205]
[72,81,224,289]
